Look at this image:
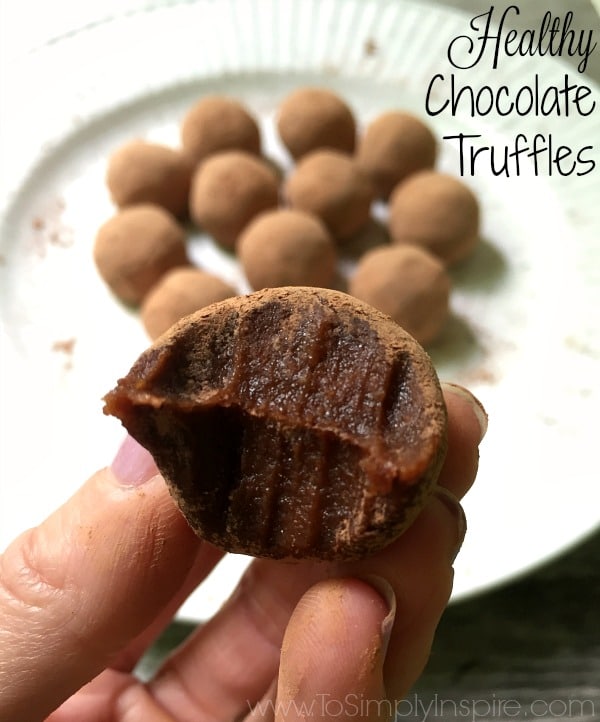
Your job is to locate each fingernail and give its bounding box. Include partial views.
[433,486,467,563]
[361,575,396,656]
[111,435,158,487]
[441,382,488,443]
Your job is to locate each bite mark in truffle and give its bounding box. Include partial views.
[104,287,447,561]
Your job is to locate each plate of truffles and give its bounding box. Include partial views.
[0,0,598,621]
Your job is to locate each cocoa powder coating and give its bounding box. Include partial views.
[284,150,374,240]
[106,140,192,218]
[237,209,337,290]
[357,111,437,200]
[104,287,447,561]
[277,87,356,160]
[389,170,480,265]
[93,204,189,306]
[349,245,451,346]
[181,95,261,164]
[141,267,237,340]
[189,151,280,250]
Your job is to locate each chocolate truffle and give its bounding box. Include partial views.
[189,151,279,250]
[106,140,192,218]
[284,150,374,240]
[181,95,261,164]
[389,171,480,265]
[237,209,337,290]
[356,111,437,199]
[277,87,356,159]
[349,245,451,346]
[141,267,237,340]
[93,204,188,306]
[104,287,447,560]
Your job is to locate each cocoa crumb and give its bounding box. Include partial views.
[51,338,76,355]
[364,38,378,56]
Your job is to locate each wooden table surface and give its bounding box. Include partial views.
[139,1,600,715]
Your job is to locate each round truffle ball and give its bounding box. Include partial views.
[389,171,480,265]
[181,96,261,164]
[356,111,437,199]
[190,151,280,250]
[237,209,337,290]
[277,87,356,160]
[141,267,237,340]
[284,150,373,240]
[106,140,192,218]
[94,204,188,306]
[349,245,451,346]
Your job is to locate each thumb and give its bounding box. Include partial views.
[0,436,203,722]
[274,577,395,722]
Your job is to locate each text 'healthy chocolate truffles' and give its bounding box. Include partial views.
[104,287,448,561]
[237,209,337,290]
[277,87,356,159]
[94,204,188,306]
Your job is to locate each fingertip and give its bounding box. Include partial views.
[439,382,487,498]
[110,434,160,487]
[278,577,392,711]
[441,382,488,444]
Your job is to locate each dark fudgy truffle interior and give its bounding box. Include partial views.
[105,289,445,559]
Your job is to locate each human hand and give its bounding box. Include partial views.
[0,383,486,722]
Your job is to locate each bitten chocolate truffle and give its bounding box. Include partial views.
[357,111,437,199]
[181,95,261,164]
[388,171,480,265]
[349,245,451,346]
[104,287,448,561]
[93,204,188,305]
[284,150,374,240]
[277,87,356,160]
[189,151,279,250]
[141,267,237,340]
[237,209,337,290]
[106,140,192,218]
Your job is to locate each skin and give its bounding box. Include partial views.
[0,383,486,722]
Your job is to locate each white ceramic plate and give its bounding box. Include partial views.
[1,0,599,621]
